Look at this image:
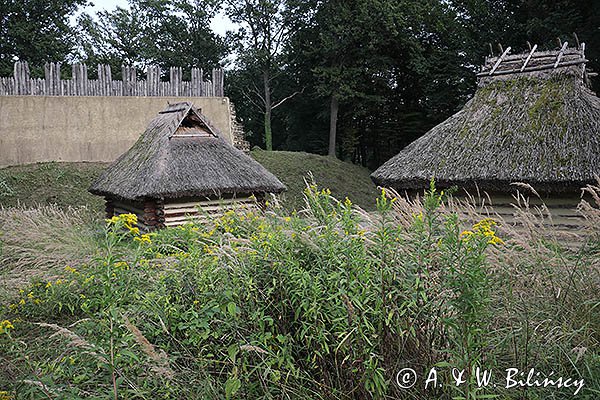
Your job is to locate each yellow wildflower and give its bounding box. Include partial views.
[65,265,77,274]
[114,261,129,269]
[0,320,15,334]
[45,282,52,289]
[123,213,137,225]
[134,234,152,244]
[0,391,13,400]
[487,235,504,245]
[462,218,504,246]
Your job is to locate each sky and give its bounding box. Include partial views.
[80,0,236,37]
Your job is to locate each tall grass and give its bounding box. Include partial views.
[0,206,99,302]
[0,182,598,399]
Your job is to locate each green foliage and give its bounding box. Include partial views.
[75,0,227,77]
[224,0,306,150]
[0,0,88,76]
[250,149,379,211]
[5,182,595,398]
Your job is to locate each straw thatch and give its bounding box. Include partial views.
[372,46,600,193]
[90,102,285,200]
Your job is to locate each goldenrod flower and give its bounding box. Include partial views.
[106,215,120,224]
[133,234,152,244]
[0,391,13,400]
[0,320,15,334]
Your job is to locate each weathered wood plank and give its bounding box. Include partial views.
[2,62,224,97]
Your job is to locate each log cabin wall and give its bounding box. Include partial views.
[442,192,591,242]
[106,194,265,230]
[106,198,165,231]
[163,195,263,228]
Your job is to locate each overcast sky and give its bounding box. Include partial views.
[80,0,235,37]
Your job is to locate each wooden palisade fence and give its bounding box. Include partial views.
[0,61,224,97]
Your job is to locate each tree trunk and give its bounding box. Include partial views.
[328,95,339,157]
[263,71,273,151]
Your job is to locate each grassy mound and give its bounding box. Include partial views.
[0,162,107,211]
[0,151,378,211]
[251,150,378,210]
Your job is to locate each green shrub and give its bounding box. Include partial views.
[1,182,598,399]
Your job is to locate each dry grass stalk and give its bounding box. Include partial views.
[239,344,268,354]
[35,322,109,364]
[122,315,174,380]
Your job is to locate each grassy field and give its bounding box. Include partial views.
[0,151,378,212]
[0,162,107,211]
[0,156,598,399]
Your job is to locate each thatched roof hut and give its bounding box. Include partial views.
[372,43,599,195]
[90,102,285,229]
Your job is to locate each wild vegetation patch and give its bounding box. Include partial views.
[0,182,598,398]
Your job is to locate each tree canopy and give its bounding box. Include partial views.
[1,0,598,167]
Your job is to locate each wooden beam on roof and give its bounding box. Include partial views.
[477,58,588,77]
[554,42,569,68]
[489,46,511,75]
[520,44,538,72]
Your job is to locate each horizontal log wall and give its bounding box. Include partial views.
[107,196,263,230]
[163,196,261,228]
[447,192,591,248]
[0,62,224,97]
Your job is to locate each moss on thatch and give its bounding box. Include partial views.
[372,56,600,193]
[89,102,286,201]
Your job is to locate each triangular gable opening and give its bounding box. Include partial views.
[172,109,217,138]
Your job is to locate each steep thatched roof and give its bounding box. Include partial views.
[372,44,600,193]
[90,102,285,200]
